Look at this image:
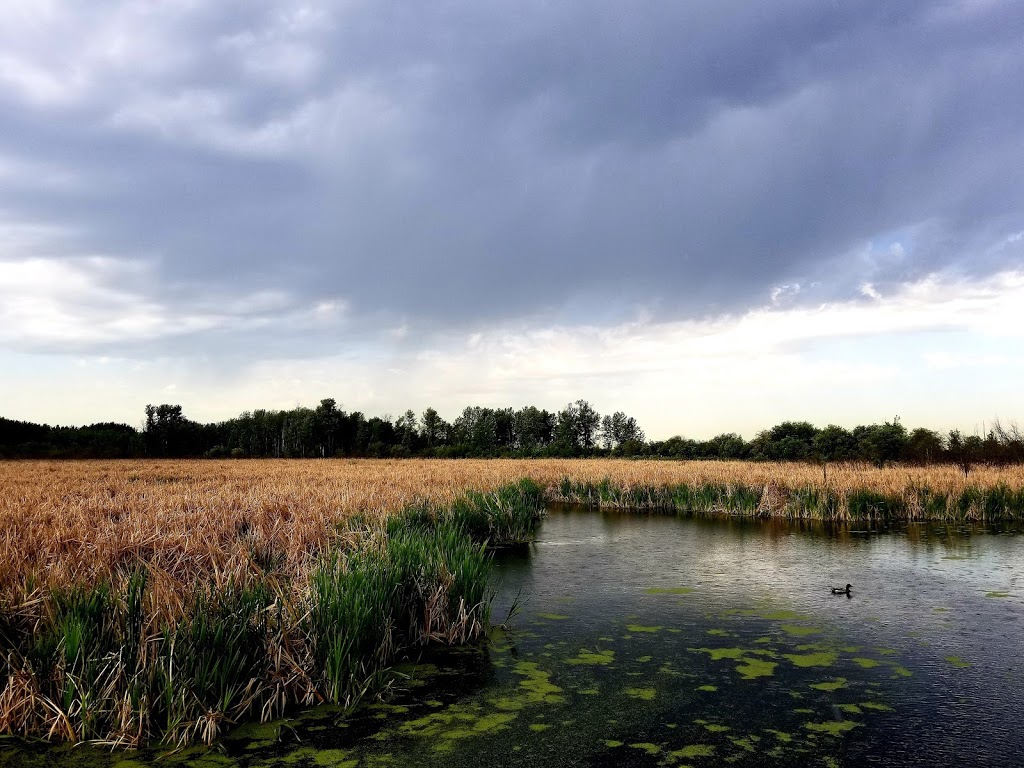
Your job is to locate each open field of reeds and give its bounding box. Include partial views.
[2,458,1023,747]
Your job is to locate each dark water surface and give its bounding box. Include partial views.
[3,509,1022,767]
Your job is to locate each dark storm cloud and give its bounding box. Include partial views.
[1,0,1023,353]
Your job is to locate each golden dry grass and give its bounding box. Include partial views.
[2,457,1022,610]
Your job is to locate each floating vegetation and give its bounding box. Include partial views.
[783,652,838,668]
[809,678,848,692]
[736,658,778,679]
[644,587,696,595]
[804,720,862,736]
[512,662,565,704]
[852,657,882,668]
[567,648,615,666]
[985,591,1011,598]
[669,743,716,759]
[623,687,657,701]
[944,656,971,668]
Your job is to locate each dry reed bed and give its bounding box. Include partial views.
[2,458,1022,609]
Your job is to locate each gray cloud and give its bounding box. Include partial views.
[1,0,1023,357]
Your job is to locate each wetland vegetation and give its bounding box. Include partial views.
[1,458,1023,761]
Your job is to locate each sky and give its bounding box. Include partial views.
[1,0,1022,439]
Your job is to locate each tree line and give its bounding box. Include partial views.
[1,403,1022,472]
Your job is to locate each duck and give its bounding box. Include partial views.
[831,584,852,595]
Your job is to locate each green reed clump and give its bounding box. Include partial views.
[556,478,768,516]
[0,490,509,747]
[309,547,402,705]
[845,489,906,521]
[980,483,1024,521]
[160,581,275,742]
[397,479,545,546]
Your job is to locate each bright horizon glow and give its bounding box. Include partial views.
[2,269,1021,440]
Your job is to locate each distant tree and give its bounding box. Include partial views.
[143,404,195,456]
[903,427,944,465]
[601,411,646,454]
[707,432,745,459]
[394,409,419,451]
[750,421,818,461]
[574,400,601,453]
[420,407,445,450]
[857,418,908,468]
[314,398,341,456]
[946,429,984,477]
[513,406,554,453]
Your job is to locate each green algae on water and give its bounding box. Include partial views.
[860,701,894,712]
[630,742,662,755]
[670,744,716,759]
[736,657,777,679]
[692,646,745,660]
[568,648,615,665]
[985,591,1011,598]
[783,652,837,668]
[809,678,848,692]
[624,687,657,701]
[513,661,565,703]
[944,656,971,668]
[804,720,861,736]
[538,613,570,620]
[697,684,718,692]
[851,657,881,668]
[625,624,662,633]
[780,624,822,637]
[644,587,695,595]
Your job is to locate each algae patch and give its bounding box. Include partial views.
[625,624,662,633]
[780,625,822,637]
[513,661,565,703]
[624,687,657,701]
[783,652,837,668]
[809,678,848,692]
[736,658,777,680]
[804,720,861,736]
[851,657,881,669]
[567,648,615,666]
[669,744,716,760]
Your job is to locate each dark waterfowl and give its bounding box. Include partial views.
[831,583,852,595]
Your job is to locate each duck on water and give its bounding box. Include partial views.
[831,583,852,595]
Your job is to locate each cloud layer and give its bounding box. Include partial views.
[1,1,1022,428]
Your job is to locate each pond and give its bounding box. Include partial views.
[4,508,1022,767]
